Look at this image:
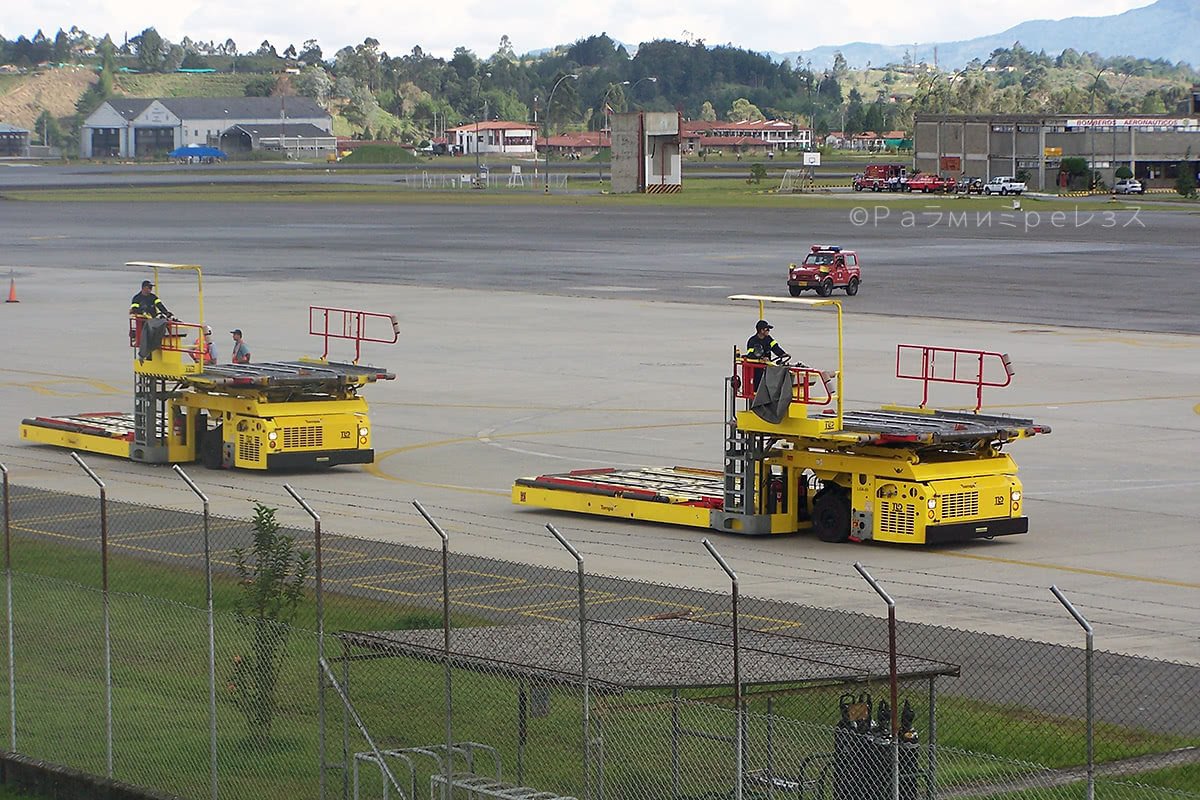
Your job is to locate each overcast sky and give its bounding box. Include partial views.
[5,1,1154,60]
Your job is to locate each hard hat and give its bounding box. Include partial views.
[204,325,213,335]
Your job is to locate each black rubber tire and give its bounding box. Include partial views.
[200,424,224,470]
[845,278,860,296]
[788,285,802,297]
[812,487,851,543]
[816,279,834,297]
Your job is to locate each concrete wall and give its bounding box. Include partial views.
[611,113,642,194]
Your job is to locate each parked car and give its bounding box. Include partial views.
[984,176,1026,195]
[955,176,984,194]
[907,173,952,193]
[1113,178,1144,195]
[787,245,861,297]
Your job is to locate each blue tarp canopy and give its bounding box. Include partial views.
[168,145,226,159]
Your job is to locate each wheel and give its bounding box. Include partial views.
[845,277,859,296]
[788,285,802,297]
[812,486,851,543]
[854,184,863,192]
[816,278,833,297]
[1000,187,1008,196]
[200,424,224,470]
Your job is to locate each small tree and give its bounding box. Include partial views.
[1114,165,1133,180]
[1175,168,1197,199]
[748,163,767,184]
[228,503,311,741]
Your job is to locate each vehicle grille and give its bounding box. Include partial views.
[238,434,260,463]
[941,491,980,519]
[879,502,916,536]
[283,426,323,449]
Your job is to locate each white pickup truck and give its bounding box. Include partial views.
[984,176,1027,195]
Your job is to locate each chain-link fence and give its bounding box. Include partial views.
[1,463,1197,800]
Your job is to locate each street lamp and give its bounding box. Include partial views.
[1088,67,1112,191]
[1110,69,1139,186]
[544,73,578,193]
[475,71,492,183]
[626,76,658,109]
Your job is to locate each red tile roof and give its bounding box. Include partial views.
[446,121,536,133]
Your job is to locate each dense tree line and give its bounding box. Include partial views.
[3,26,1197,149]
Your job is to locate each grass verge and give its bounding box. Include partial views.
[3,534,1197,799]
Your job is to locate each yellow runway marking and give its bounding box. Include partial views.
[365,420,712,494]
[1074,336,1196,349]
[986,393,1200,411]
[943,551,1200,590]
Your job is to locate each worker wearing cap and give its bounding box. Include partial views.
[746,321,789,363]
[230,329,251,364]
[746,320,790,392]
[189,326,217,366]
[129,280,174,319]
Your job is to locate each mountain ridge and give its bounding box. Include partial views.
[771,0,1197,70]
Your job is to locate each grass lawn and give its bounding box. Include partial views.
[2,533,1196,799]
[0,179,1177,213]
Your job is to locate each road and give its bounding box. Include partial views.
[0,183,1196,667]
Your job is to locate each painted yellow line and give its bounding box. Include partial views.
[364,420,713,494]
[943,551,1200,590]
[1073,336,1197,349]
[372,400,717,414]
[986,393,1200,411]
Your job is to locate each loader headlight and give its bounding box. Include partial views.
[359,427,369,437]
[927,499,937,510]
[267,431,278,441]
[1011,491,1021,502]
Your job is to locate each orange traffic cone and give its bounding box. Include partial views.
[4,272,17,304]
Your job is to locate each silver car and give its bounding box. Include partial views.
[1113,178,1144,195]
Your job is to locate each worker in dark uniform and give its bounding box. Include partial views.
[129,280,174,319]
[746,320,789,363]
[745,320,791,391]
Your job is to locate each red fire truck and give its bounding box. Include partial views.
[852,164,909,192]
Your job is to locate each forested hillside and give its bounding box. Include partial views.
[2,26,1197,154]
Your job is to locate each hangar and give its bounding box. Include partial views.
[80,96,333,159]
[915,93,1200,191]
[0,122,31,157]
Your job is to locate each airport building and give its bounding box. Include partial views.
[0,122,31,157]
[80,96,333,159]
[915,89,1200,191]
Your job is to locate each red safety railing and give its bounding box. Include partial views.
[734,357,834,406]
[129,318,207,353]
[895,344,1014,412]
[309,306,400,363]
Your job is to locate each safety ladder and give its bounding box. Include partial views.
[722,376,756,516]
[131,374,172,463]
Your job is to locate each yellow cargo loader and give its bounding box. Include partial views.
[514,296,1049,545]
[20,262,398,471]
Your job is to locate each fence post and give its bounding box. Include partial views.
[1,462,13,751]
[854,563,899,800]
[413,501,453,800]
[174,466,218,800]
[71,453,112,779]
[703,539,742,800]
[547,524,590,800]
[1051,585,1094,800]
[284,485,325,800]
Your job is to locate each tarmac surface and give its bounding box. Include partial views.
[0,188,1197,668]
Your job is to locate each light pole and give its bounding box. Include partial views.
[1111,69,1138,185]
[1088,67,1111,191]
[475,72,492,183]
[544,73,578,193]
[625,76,658,111]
